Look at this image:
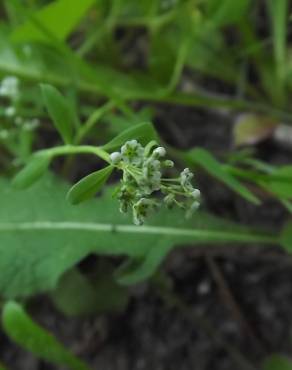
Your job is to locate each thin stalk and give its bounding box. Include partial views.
[74,101,115,144]
[39,145,110,163]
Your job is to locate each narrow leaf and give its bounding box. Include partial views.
[102,122,158,151]
[41,84,77,144]
[67,166,113,205]
[11,0,96,43]
[2,302,92,370]
[259,166,292,199]
[280,222,292,252]
[12,154,51,189]
[188,148,261,204]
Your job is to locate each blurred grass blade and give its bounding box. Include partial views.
[187,148,261,204]
[41,84,77,144]
[267,0,288,102]
[11,0,96,43]
[207,0,251,27]
[2,302,92,370]
[12,154,51,189]
[259,166,292,199]
[67,166,114,204]
[102,122,158,151]
[263,354,292,370]
[280,222,292,252]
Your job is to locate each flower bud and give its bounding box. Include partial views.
[191,189,200,199]
[163,160,174,168]
[110,152,122,164]
[153,146,166,158]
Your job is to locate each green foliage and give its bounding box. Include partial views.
[102,122,158,151]
[263,355,292,370]
[67,165,114,204]
[259,166,292,199]
[51,267,129,316]
[12,154,51,189]
[2,302,92,370]
[0,1,291,366]
[187,148,261,204]
[206,0,251,27]
[41,84,77,144]
[11,0,96,43]
[0,175,276,298]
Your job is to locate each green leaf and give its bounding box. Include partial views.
[0,175,276,298]
[2,302,92,370]
[206,0,251,27]
[267,0,288,96]
[260,166,292,199]
[280,222,292,252]
[102,122,158,151]
[51,267,128,316]
[115,243,170,285]
[11,0,96,43]
[12,154,51,189]
[67,166,113,205]
[41,84,77,144]
[263,354,292,370]
[188,148,261,205]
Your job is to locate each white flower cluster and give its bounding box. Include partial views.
[110,140,200,225]
[0,76,19,100]
[0,76,39,141]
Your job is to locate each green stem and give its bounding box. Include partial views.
[75,101,115,144]
[39,145,110,163]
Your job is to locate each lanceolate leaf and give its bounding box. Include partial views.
[41,84,77,144]
[280,222,292,252]
[187,148,261,205]
[2,302,92,370]
[67,166,114,205]
[11,0,96,43]
[12,154,51,189]
[0,175,277,298]
[102,122,158,151]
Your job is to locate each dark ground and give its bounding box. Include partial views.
[1,102,292,370]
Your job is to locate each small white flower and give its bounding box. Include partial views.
[0,130,9,139]
[153,146,166,158]
[121,140,144,165]
[186,201,200,219]
[110,151,122,164]
[0,76,19,99]
[180,168,194,191]
[132,198,157,225]
[4,106,16,117]
[191,189,200,199]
